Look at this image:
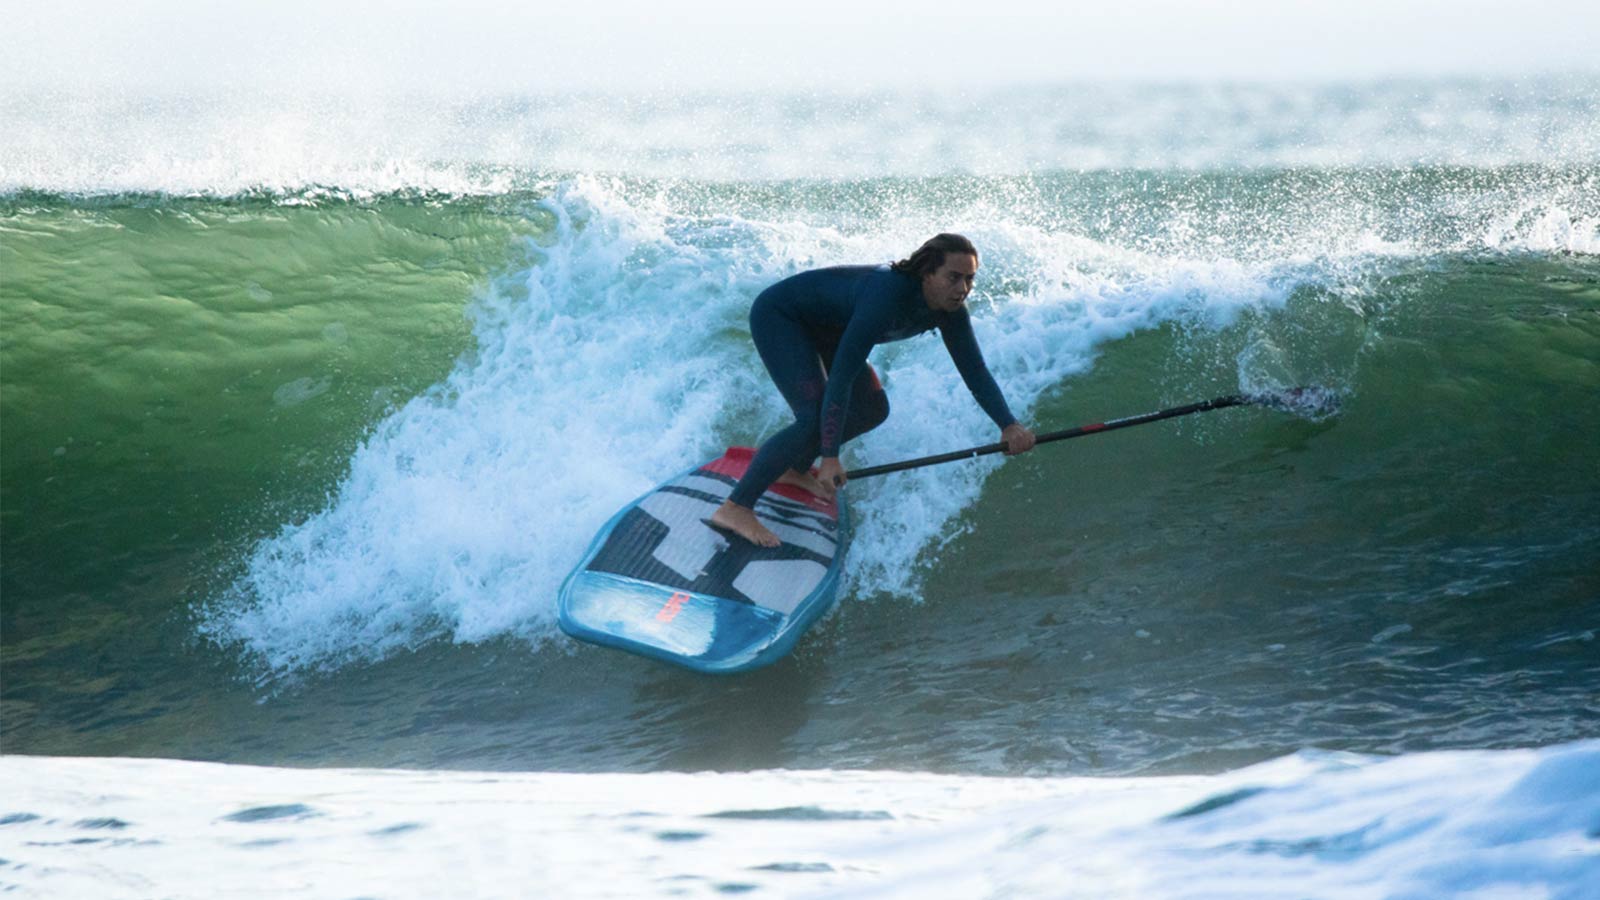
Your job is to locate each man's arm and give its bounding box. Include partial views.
[939,310,1016,429]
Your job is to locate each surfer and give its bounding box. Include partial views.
[711,233,1036,547]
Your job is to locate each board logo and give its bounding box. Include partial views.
[655,591,692,623]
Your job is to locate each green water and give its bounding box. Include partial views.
[2,174,1598,773]
[2,196,538,751]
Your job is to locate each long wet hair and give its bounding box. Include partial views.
[891,233,979,280]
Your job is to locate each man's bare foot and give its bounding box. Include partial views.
[777,468,826,496]
[709,500,781,547]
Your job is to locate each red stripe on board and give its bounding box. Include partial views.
[699,447,838,517]
[699,447,756,479]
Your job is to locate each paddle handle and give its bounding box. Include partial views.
[846,394,1248,480]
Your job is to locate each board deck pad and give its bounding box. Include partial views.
[557,447,848,673]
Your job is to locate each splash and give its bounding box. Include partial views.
[1245,385,1345,421]
[200,180,780,678]
[199,178,1370,681]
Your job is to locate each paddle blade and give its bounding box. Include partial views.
[1247,385,1343,420]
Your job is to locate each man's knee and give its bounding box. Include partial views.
[863,389,890,431]
[841,390,889,444]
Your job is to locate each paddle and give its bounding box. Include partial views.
[846,386,1340,480]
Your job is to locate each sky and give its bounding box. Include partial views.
[6,0,1600,93]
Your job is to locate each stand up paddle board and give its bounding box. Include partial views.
[557,447,848,674]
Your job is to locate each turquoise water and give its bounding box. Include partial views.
[3,81,1598,776]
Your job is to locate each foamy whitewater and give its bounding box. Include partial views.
[4,75,1598,898]
[5,741,1598,899]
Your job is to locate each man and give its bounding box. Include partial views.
[710,233,1036,547]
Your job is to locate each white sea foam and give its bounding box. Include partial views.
[2,740,1595,898]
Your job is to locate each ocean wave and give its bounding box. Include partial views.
[5,164,1595,771]
[195,175,1421,681]
[195,169,1599,683]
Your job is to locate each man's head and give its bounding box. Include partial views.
[893,233,979,313]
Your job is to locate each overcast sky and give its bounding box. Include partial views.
[8,0,1600,93]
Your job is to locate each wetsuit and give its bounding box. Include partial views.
[729,264,1016,508]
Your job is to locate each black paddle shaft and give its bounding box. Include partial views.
[845,394,1250,480]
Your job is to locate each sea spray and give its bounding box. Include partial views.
[200,180,774,678]
[196,176,1396,680]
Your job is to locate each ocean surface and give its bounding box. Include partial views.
[3,78,1598,896]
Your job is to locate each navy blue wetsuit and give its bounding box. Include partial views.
[729,264,1016,508]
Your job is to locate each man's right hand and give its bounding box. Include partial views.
[815,457,846,500]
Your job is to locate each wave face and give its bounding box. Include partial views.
[2,79,1598,776]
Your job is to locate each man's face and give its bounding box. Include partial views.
[922,252,978,313]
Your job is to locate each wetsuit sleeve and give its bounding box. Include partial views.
[817,300,895,457]
[939,310,1017,429]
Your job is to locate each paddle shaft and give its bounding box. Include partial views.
[845,394,1249,480]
